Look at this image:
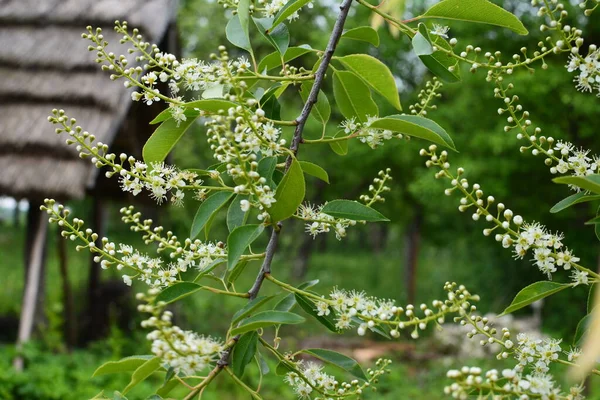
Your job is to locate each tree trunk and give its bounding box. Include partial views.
[404,208,423,305]
[57,228,76,350]
[14,203,48,370]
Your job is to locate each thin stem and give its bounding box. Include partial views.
[224,367,263,399]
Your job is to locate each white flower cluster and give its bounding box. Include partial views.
[297,203,356,240]
[140,307,224,376]
[284,358,391,399]
[445,365,584,400]
[42,200,226,289]
[120,206,227,272]
[340,116,401,149]
[315,282,478,339]
[223,0,314,20]
[566,46,600,95]
[421,145,590,285]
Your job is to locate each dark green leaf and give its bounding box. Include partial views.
[321,200,389,222]
[143,115,199,165]
[231,311,305,335]
[421,0,528,35]
[413,25,460,83]
[92,355,155,377]
[257,45,313,72]
[301,349,367,381]
[155,282,202,305]
[190,192,234,239]
[258,156,278,187]
[332,70,378,122]
[550,192,600,213]
[227,224,265,270]
[300,82,331,126]
[299,161,329,183]
[269,158,305,222]
[232,331,259,377]
[232,295,277,325]
[254,17,290,56]
[227,194,250,232]
[553,175,600,194]
[369,114,456,150]
[500,281,570,316]
[295,293,338,333]
[227,259,249,284]
[342,26,380,47]
[274,279,320,312]
[338,54,402,111]
[275,361,294,375]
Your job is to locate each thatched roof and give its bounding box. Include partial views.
[0,0,177,200]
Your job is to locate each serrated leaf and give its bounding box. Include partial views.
[232,331,259,377]
[92,355,155,377]
[500,281,570,316]
[123,357,162,394]
[299,161,329,183]
[231,311,305,335]
[550,192,600,213]
[329,131,348,156]
[143,115,199,164]
[300,82,331,126]
[257,45,313,72]
[191,192,234,239]
[254,17,289,56]
[269,158,305,222]
[295,293,338,333]
[228,194,250,232]
[274,279,320,311]
[232,295,277,325]
[271,0,312,31]
[554,175,600,194]
[226,15,252,52]
[369,114,456,150]
[301,349,367,381]
[155,282,202,305]
[333,70,378,123]
[342,26,380,47]
[321,200,389,222]
[227,224,265,270]
[421,0,528,35]
[338,54,401,111]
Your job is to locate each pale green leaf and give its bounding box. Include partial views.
[226,15,252,52]
[230,311,305,335]
[257,45,313,72]
[254,17,289,55]
[295,293,338,333]
[123,357,162,394]
[300,82,331,126]
[332,70,378,123]
[342,26,380,47]
[269,158,305,222]
[321,200,389,222]
[329,131,348,156]
[143,115,199,164]
[301,349,367,381]
[554,175,600,195]
[232,295,277,325]
[550,192,600,213]
[92,356,155,377]
[369,114,456,150]
[500,281,570,316]
[155,282,202,305]
[271,0,312,31]
[299,161,329,183]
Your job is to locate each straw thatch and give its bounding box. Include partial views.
[0,0,177,200]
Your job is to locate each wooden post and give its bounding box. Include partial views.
[57,228,76,350]
[14,205,48,370]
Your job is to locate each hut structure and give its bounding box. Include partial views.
[0,0,178,368]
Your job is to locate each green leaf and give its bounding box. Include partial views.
[227,224,265,270]
[269,158,305,222]
[274,279,320,312]
[369,114,456,150]
[260,87,282,120]
[231,311,305,336]
[156,378,180,398]
[332,70,378,123]
[185,99,238,113]
[190,192,235,240]
[232,331,259,377]
[301,349,367,381]
[585,215,600,225]
[596,206,600,242]
[338,54,402,111]
[238,0,251,42]
[329,131,348,156]
[92,356,155,377]
[300,82,331,126]
[500,281,570,316]
[258,156,278,187]
[553,175,600,194]
[254,17,290,56]
[550,192,600,213]
[123,357,162,394]
[143,115,199,165]
[228,259,249,284]
[150,108,198,125]
[226,14,252,52]
[155,282,202,305]
[295,293,338,333]
[227,194,250,232]
[341,26,380,47]
[421,0,528,35]
[321,200,389,222]
[412,31,434,56]
[275,361,294,375]
[574,313,592,345]
[256,350,270,376]
[232,295,277,325]
[299,161,329,183]
[271,0,312,31]
[413,24,460,83]
[257,45,313,72]
[588,284,596,314]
